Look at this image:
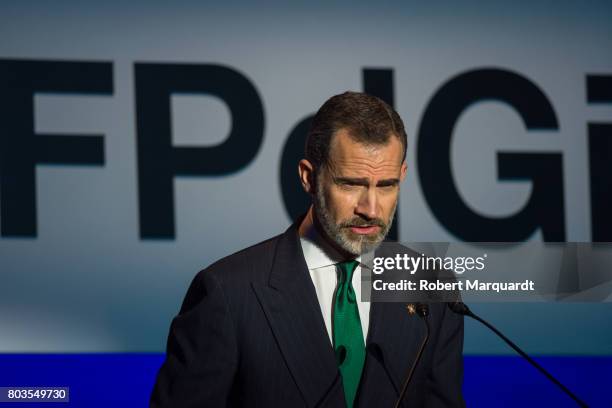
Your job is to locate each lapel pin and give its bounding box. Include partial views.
[406,303,416,315]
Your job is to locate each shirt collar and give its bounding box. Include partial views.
[300,223,371,271]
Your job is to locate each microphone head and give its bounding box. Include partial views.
[447,301,471,316]
[416,303,429,318]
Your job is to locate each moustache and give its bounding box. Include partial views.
[339,217,387,229]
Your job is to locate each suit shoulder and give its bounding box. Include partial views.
[194,232,283,285]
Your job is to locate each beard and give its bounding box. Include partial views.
[313,180,397,256]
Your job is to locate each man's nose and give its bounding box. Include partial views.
[356,187,379,220]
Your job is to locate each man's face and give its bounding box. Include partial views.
[313,129,407,255]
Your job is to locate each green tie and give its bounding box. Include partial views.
[333,260,365,408]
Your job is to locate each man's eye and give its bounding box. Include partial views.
[339,183,359,189]
[336,181,363,190]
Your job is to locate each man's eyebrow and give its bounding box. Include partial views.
[376,178,400,187]
[333,177,400,186]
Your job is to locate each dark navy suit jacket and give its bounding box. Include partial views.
[151,221,465,407]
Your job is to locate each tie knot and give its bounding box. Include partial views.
[337,260,359,284]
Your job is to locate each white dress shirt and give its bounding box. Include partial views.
[300,232,371,345]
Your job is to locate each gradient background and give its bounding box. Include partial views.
[1,0,611,406]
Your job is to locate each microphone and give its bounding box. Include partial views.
[394,303,430,408]
[447,301,588,408]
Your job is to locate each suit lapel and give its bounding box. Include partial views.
[252,223,342,407]
[361,243,430,395]
[365,300,427,394]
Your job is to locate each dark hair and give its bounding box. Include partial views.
[305,91,407,169]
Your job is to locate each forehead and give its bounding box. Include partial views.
[326,128,403,176]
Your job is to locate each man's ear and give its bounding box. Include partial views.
[400,160,407,182]
[298,159,315,194]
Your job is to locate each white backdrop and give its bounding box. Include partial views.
[1,0,611,353]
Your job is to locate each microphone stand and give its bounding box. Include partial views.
[448,301,588,408]
[394,303,430,408]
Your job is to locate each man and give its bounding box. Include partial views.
[151,92,465,407]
